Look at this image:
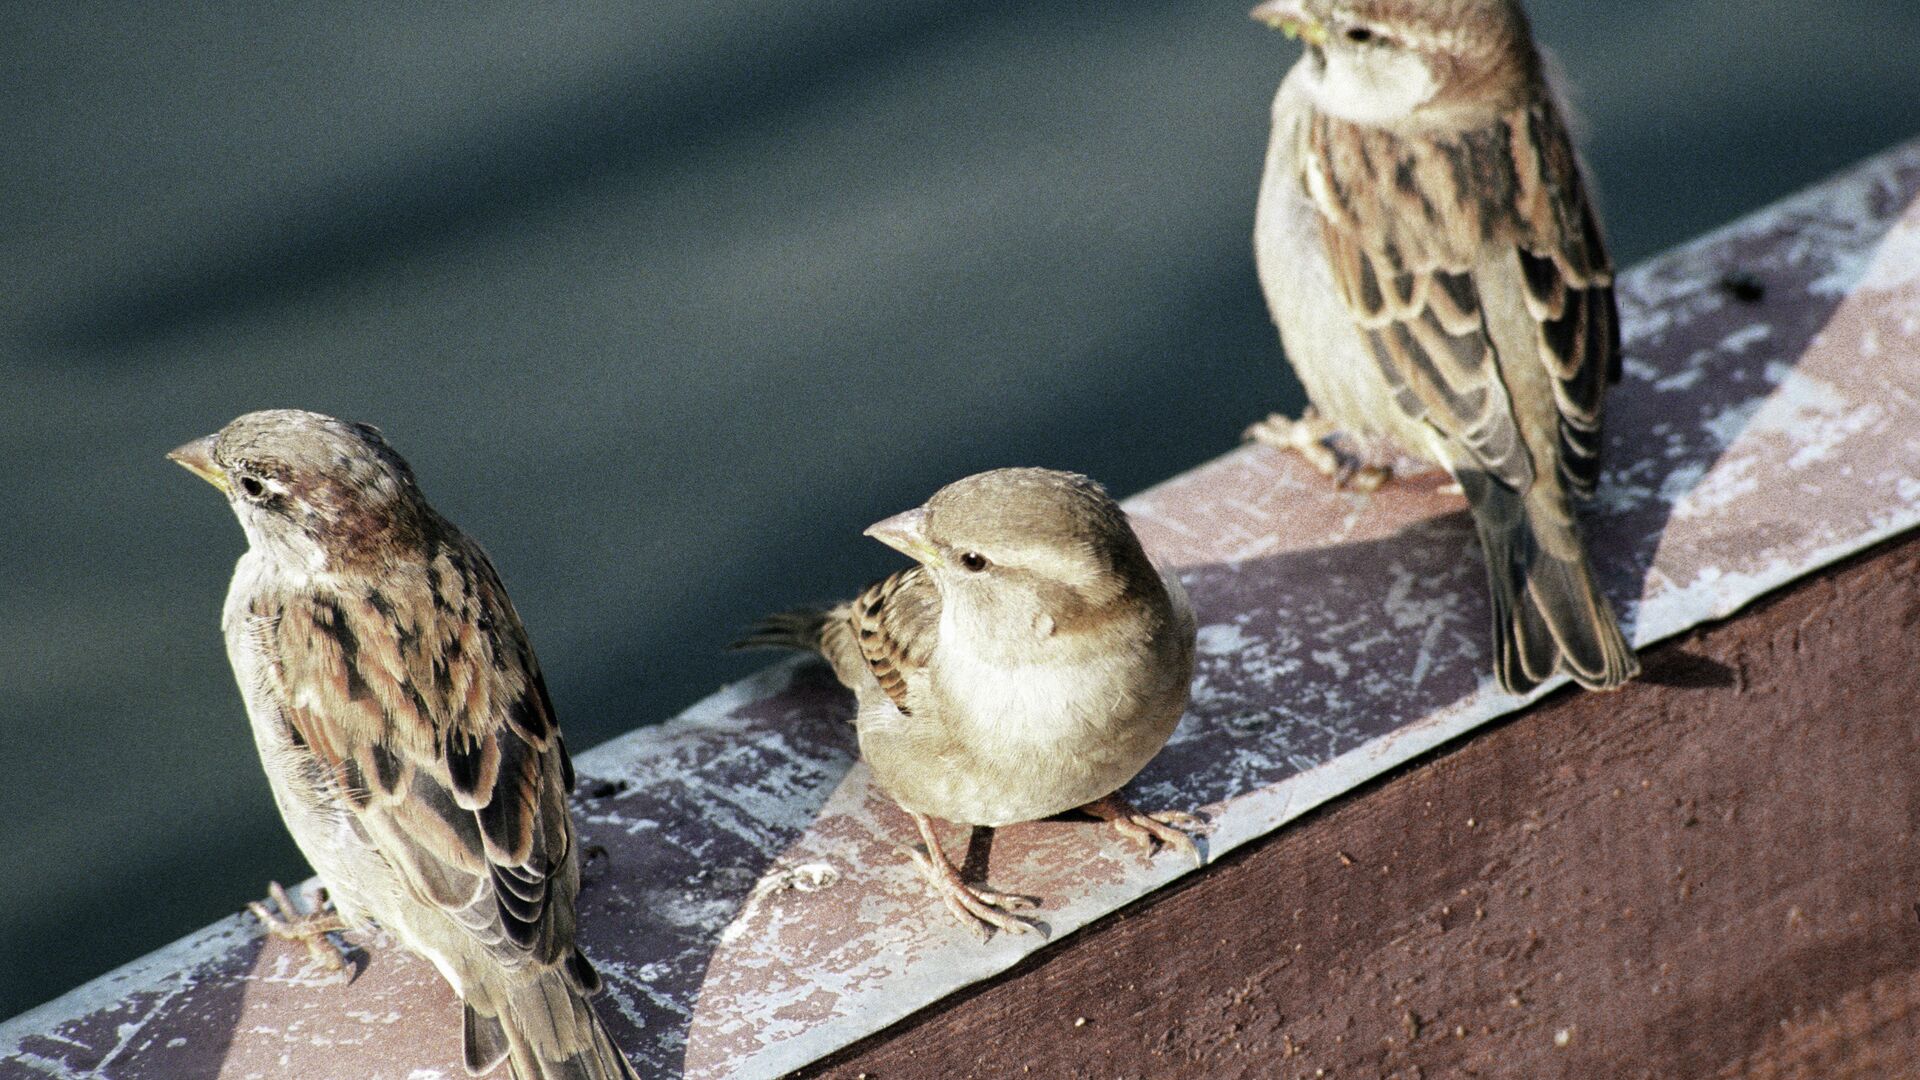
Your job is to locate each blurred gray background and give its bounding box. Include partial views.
[2,0,1916,1019]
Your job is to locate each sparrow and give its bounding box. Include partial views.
[1246,0,1639,693]
[170,410,636,1080]
[740,469,1202,937]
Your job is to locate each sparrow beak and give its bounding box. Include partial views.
[1249,0,1326,44]
[167,435,230,495]
[864,506,942,567]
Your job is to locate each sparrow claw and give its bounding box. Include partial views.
[905,814,1044,939]
[1144,808,1211,832]
[1244,410,1392,491]
[1081,796,1209,866]
[1333,458,1391,493]
[1244,412,1342,477]
[249,881,351,973]
[904,845,1042,940]
[936,882,1042,940]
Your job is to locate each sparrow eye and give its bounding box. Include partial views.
[959,552,989,573]
[1344,26,1377,44]
[237,475,267,500]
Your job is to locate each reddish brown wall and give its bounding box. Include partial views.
[802,530,1920,1080]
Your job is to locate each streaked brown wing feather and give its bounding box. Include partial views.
[261,523,579,967]
[1508,103,1619,496]
[1307,99,1617,495]
[829,565,939,715]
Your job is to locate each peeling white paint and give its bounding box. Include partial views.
[1195,622,1253,657]
[1720,322,1773,354]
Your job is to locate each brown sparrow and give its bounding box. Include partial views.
[741,469,1201,937]
[1247,0,1638,693]
[170,410,635,1080]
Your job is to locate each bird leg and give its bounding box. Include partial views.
[1243,408,1391,492]
[904,812,1040,940]
[1080,794,1208,866]
[248,881,351,973]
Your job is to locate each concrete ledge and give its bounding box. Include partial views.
[5,140,1920,1079]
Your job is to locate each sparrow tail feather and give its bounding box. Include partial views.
[463,1004,511,1075]
[1459,470,1638,694]
[470,966,637,1080]
[730,609,832,653]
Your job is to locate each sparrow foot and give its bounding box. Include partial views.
[249,881,351,973]
[1243,410,1390,492]
[1081,795,1209,866]
[906,813,1041,940]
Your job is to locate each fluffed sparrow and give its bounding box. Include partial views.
[741,469,1202,937]
[1247,0,1638,693]
[170,410,636,1080]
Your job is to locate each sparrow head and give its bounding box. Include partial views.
[865,468,1153,642]
[1253,0,1536,125]
[170,409,430,571]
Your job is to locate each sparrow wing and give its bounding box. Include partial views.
[820,566,940,715]
[1305,99,1617,495]
[1507,102,1619,497]
[257,525,584,971]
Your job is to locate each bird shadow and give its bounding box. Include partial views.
[1,932,265,1078]
[1636,650,1738,690]
[566,659,856,1079]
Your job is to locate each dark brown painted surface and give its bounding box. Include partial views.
[802,530,1920,1080]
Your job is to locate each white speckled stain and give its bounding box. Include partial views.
[1195,622,1254,657]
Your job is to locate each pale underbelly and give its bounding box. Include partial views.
[1256,145,1439,460]
[860,700,1180,828]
